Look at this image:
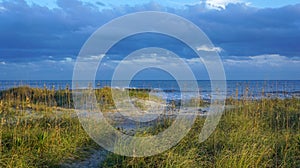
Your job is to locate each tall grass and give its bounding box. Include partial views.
[101,94,300,168]
[0,112,97,167]
[0,86,95,167]
[0,84,299,167]
[0,85,161,167]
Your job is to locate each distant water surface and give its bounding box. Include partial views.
[0,80,299,100]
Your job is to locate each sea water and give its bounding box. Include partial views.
[0,80,299,100]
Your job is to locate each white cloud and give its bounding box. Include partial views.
[205,0,244,10]
[65,57,73,62]
[116,55,178,66]
[196,45,223,52]
[61,57,73,63]
[224,54,300,67]
[82,54,106,61]
[49,57,75,64]
[185,57,201,64]
[0,61,6,65]
[0,6,7,12]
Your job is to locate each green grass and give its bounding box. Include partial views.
[0,110,98,167]
[101,98,300,168]
[0,86,93,167]
[0,86,299,167]
[0,86,160,167]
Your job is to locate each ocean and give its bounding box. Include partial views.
[0,80,299,100]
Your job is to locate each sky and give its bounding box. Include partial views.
[0,0,299,80]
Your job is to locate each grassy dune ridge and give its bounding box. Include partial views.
[0,86,163,167]
[102,98,300,168]
[0,86,93,167]
[0,86,299,167]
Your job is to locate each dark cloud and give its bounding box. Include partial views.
[1,1,299,62]
[181,3,300,56]
[96,1,105,7]
[0,1,299,79]
[0,0,110,62]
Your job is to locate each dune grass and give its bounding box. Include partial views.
[0,112,97,167]
[0,85,299,167]
[0,86,97,167]
[101,98,300,168]
[0,86,159,167]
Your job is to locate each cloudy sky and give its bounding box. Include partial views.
[0,0,299,80]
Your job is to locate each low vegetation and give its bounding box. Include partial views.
[0,85,299,167]
[101,98,300,168]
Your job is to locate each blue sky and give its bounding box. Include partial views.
[21,0,300,9]
[0,0,299,80]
